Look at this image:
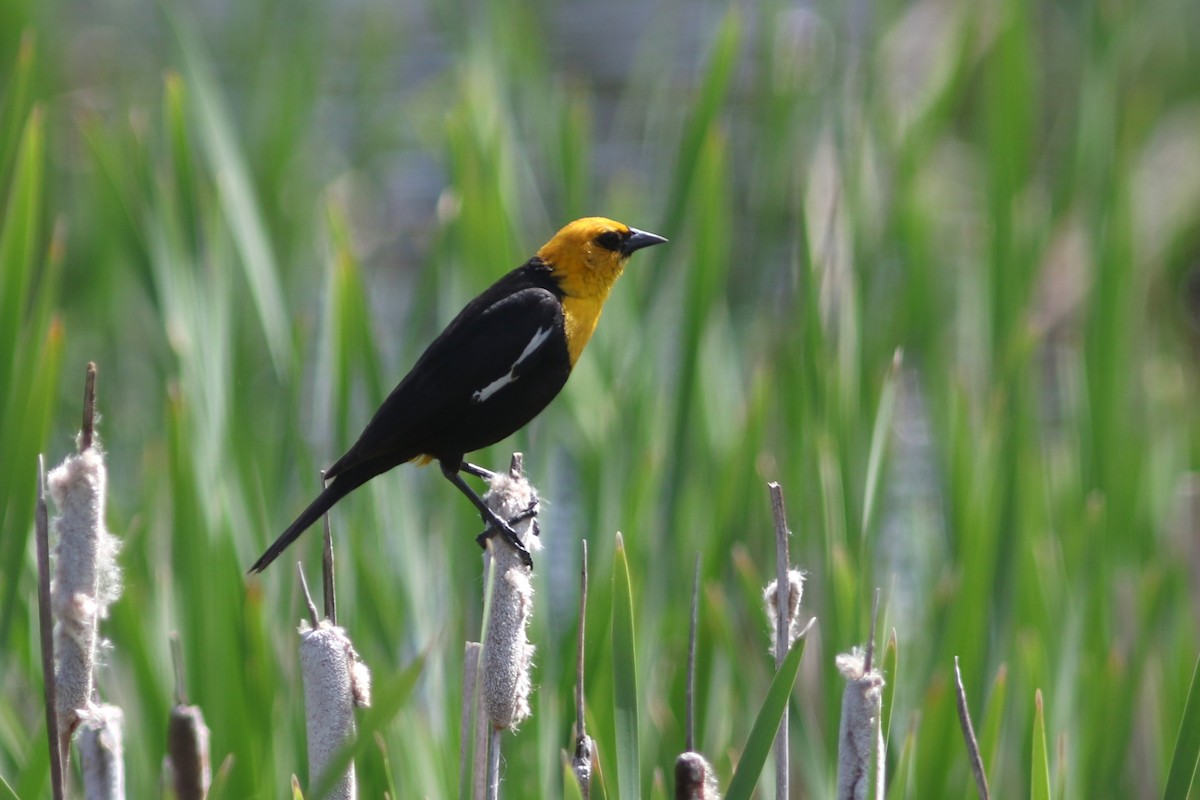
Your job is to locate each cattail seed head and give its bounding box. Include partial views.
[835,648,885,800]
[481,471,538,730]
[572,734,594,795]
[763,569,805,652]
[79,703,125,799]
[164,703,211,800]
[299,620,371,799]
[48,445,121,738]
[674,751,721,799]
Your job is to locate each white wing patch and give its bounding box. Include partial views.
[472,326,553,403]
[516,326,553,367]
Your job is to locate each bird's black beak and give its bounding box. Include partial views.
[622,227,668,256]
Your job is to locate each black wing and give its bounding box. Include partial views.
[327,268,568,476]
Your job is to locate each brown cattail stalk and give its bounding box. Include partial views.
[674,554,721,799]
[954,656,991,800]
[460,641,487,800]
[768,482,794,798]
[35,455,66,799]
[572,540,593,797]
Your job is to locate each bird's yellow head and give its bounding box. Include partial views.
[536,217,666,366]
[537,217,667,300]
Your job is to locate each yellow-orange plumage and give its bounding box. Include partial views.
[538,217,638,366]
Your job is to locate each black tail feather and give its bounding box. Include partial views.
[248,461,381,574]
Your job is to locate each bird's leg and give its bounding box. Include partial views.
[459,461,498,480]
[460,460,540,529]
[440,461,533,567]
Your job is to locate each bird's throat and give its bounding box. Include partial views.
[562,295,605,366]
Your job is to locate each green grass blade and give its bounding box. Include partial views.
[724,636,808,800]
[563,760,585,800]
[1162,651,1200,800]
[162,71,200,253]
[0,771,19,800]
[0,105,42,391]
[861,351,901,543]
[0,31,34,187]
[655,7,741,241]
[1031,689,1051,800]
[979,665,1008,784]
[374,732,398,800]
[164,3,291,377]
[881,628,898,747]
[612,533,640,800]
[660,126,730,531]
[323,198,385,443]
[0,317,62,645]
[0,105,48,646]
[890,724,916,800]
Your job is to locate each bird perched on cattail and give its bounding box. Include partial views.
[249,217,666,572]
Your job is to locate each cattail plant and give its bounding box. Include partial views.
[463,453,541,800]
[674,751,720,800]
[835,594,885,800]
[297,567,372,800]
[764,482,803,799]
[78,703,125,799]
[165,703,211,800]
[570,540,593,798]
[460,641,488,800]
[954,656,991,800]
[35,454,66,800]
[41,364,124,797]
[763,570,806,656]
[479,462,539,732]
[674,555,720,800]
[163,633,211,800]
[48,419,121,743]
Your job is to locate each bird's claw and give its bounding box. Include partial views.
[476,499,539,568]
[476,523,535,568]
[508,498,540,526]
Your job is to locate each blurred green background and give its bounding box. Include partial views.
[3,0,1200,796]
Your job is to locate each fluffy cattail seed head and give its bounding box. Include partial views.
[48,445,121,738]
[79,703,125,799]
[299,620,371,799]
[674,751,721,799]
[480,470,539,730]
[763,569,805,653]
[835,648,885,800]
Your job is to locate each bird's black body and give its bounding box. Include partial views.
[249,217,665,574]
[332,258,571,471]
[249,259,571,573]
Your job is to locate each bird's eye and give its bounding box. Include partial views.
[594,231,622,252]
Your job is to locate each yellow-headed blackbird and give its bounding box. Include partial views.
[249,217,666,572]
